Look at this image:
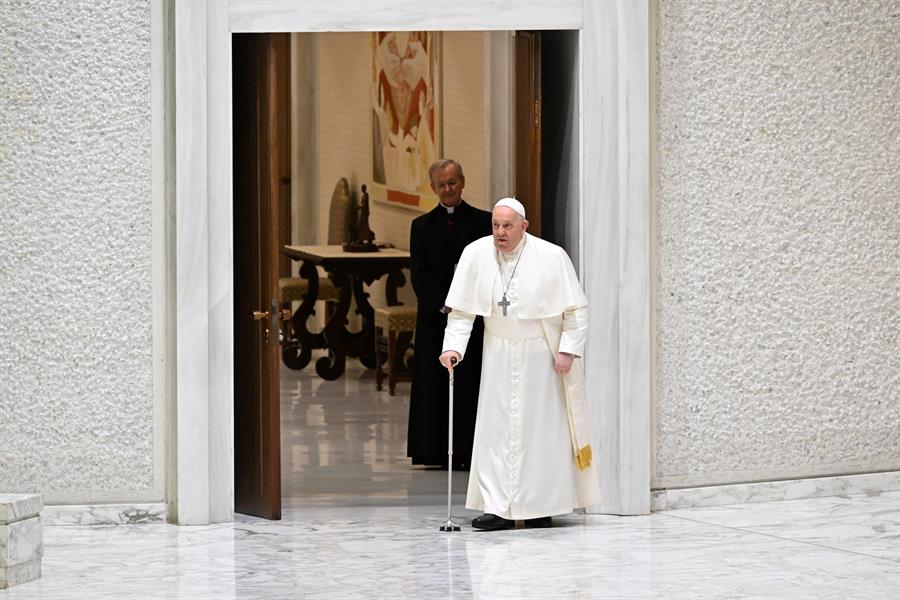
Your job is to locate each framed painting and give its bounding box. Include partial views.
[371,31,442,211]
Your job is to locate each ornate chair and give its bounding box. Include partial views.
[374,305,417,394]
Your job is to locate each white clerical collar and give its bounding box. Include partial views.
[500,235,526,261]
[441,203,457,214]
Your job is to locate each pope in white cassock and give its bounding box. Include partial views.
[439,198,601,530]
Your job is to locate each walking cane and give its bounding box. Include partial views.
[440,356,461,532]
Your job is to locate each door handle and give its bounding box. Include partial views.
[253,310,274,343]
[254,302,286,345]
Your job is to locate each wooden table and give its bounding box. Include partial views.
[280,244,411,380]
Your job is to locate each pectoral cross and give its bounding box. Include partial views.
[497,295,511,316]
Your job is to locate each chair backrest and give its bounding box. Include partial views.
[327,177,352,244]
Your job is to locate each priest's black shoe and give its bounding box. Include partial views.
[525,516,552,528]
[471,513,514,531]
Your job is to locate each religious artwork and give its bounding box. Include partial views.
[371,31,441,211]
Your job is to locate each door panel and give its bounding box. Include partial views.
[233,33,290,520]
[514,31,542,237]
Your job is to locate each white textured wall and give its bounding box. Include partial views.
[0,1,158,502]
[654,0,900,488]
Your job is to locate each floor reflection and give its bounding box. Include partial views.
[280,355,465,509]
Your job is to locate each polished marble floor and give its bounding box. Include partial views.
[2,362,898,599]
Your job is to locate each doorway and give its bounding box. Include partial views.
[231,29,584,519]
[173,0,652,527]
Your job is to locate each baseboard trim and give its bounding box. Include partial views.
[652,470,900,511]
[41,503,167,525]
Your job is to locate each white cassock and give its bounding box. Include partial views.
[442,233,601,520]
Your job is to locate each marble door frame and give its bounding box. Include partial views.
[172,0,651,524]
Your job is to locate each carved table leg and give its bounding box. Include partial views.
[343,275,377,369]
[315,270,352,380]
[282,260,326,370]
[342,267,407,370]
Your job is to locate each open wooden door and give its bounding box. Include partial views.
[232,33,291,520]
[514,31,542,237]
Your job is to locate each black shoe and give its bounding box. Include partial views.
[524,516,552,528]
[472,513,515,531]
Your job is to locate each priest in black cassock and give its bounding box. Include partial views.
[407,159,492,469]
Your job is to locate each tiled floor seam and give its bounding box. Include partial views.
[657,512,900,564]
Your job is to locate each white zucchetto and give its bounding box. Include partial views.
[494,197,526,219]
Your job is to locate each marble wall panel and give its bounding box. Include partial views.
[228,0,582,33]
